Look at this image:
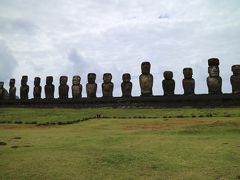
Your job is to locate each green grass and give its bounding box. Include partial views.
[0,108,240,179]
[0,107,240,124]
[0,115,240,179]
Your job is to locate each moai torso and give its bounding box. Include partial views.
[0,82,4,99]
[207,58,222,95]
[72,75,82,99]
[182,68,195,95]
[59,76,69,99]
[162,71,175,96]
[86,73,97,98]
[102,73,114,97]
[45,76,55,99]
[33,77,42,99]
[139,62,153,96]
[20,76,29,100]
[121,73,132,97]
[231,65,240,94]
[9,79,16,100]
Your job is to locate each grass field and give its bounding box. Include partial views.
[0,107,240,124]
[0,108,240,179]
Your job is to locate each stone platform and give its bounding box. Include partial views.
[0,94,240,108]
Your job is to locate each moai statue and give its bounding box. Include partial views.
[33,77,42,99]
[102,73,114,98]
[20,76,29,100]
[59,76,69,99]
[207,58,222,95]
[86,73,97,98]
[182,68,195,95]
[9,79,16,100]
[0,82,9,100]
[162,71,175,96]
[0,82,4,99]
[121,73,132,97]
[139,61,153,96]
[72,75,82,99]
[230,65,240,94]
[45,76,55,99]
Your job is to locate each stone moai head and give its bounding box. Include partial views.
[164,71,173,80]
[183,68,193,79]
[21,76,28,85]
[141,61,151,75]
[122,73,131,83]
[103,73,112,83]
[0,82,3,88]
[46,76,53,85]
[72,75,81,85]
[9,79,15,87]
[88,73,96,84]
[34,77,41,86]
[232,65,240,76]
[208,58,220,77]
[60,76,68,85]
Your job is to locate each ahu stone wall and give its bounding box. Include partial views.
[0,59,240,108]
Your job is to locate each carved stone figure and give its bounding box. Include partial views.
[9,79,16,100]
[102,73,114,97]
[231,65,240,94]
[139,61,153,96]
[121,73,132,97]
[20,76,29,100]
[86,73,97,98]
[0,82,4,99]
[207,58,222,94]
[45,76,55,99]
[162,71,175,96]
[182,68,195,95]
[0,82,9,100]
[59,76,69,99]
[72,75,82,99]
[33,77,42,99]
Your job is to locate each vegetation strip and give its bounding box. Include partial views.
[0,107,240,125]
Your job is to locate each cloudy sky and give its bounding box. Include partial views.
[0,0,240,98]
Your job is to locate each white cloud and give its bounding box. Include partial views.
[0,40,18,85]
[0,0,240,97]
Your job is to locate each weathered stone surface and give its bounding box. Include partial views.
[162,71,175,96]
[9,79,16,100]
[1,94,240,108]
[86,73,97,98]
[102,73,114,97]
[0,141,7,145]
[121,73,132,97]
[0,82,4,99]
[182,68,195,95]
[33,77,42,99]
[20,76,29,100]
[207,58,222,94]
[59,76,69,99]
[72,75,82,99]
[139,61,153,96]
[45,76,55,99]
[231,64,240,94]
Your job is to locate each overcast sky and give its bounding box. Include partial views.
[0,0,240,98]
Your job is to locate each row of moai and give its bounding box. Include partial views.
[0,58,240,100]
